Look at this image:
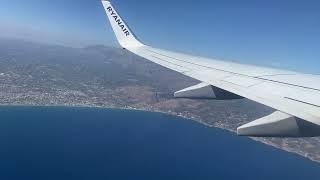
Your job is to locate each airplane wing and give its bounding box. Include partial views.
[101,0,320,137]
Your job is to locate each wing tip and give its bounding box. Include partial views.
[102,0,144,48]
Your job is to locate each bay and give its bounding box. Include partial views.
[0,106,319,179]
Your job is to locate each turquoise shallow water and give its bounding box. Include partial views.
[0,106,319,179]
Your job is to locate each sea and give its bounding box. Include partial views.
[0,106,319,180]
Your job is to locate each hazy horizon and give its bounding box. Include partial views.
[1,0,320,73]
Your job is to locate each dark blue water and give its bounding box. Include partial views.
[0,106,319,179]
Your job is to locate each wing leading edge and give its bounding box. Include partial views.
[102,0,320,137]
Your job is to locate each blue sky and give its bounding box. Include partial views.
[0,0,320,73]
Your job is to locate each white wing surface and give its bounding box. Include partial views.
[102,0,320,137]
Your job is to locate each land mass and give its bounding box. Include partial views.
[0,38,319,162]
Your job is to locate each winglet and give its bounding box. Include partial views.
[102,1,144,48]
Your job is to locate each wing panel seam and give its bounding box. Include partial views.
[150,55,193,72]
[284,97,320,108]
[144,48,320,92]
